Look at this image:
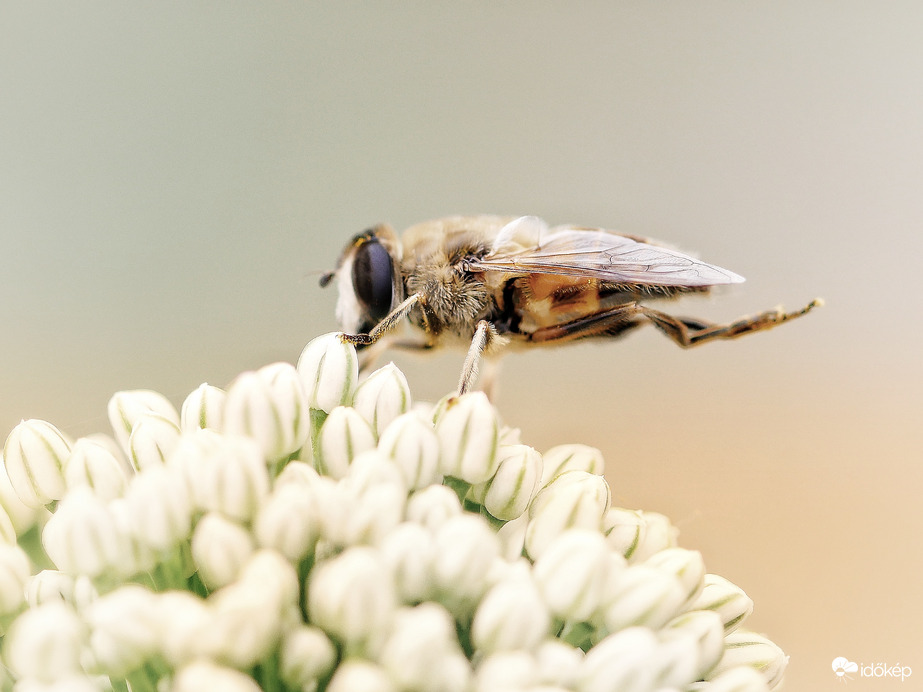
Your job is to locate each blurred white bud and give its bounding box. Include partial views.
[181,382,226,433]
[380,603,466,692]
[274,459,321,489]
[106,498,158,577]
[83,584,160,678]
[435,391,500,484]
[326,660,397,692]
[3,419,71,508]
[353,363,411,437]
[316,406,376,479]
[0,543,30,615]
[2,601,86,682]
[170,432,269,522]
[123,465,192,553]
[191,512,255,589]
[631,510,678,562]
[706,630,789,690]
[254,483,320,563]
[540,443,604,486]
[495,512,528,561]
[702,665,772,692]
[224,362,310,460]
[578,626,659,692]
[532,529,614,623]
[24,570,76,610]
[603,507,644,559]
[430,514,501,619]
[338,452,407,546]
[377,412,441,490]
[308,546,397,653]
[405,484,462,532]
[0,456,43,535]
[524,471,610,559]
[202,550,299,669]
[0,504,15,545]
[278,625,337,691]
[152,590,211,668]
[475,650,537,691]
[601,564,688,631]
[64,438,130,501]
[297,332,359,413]
[534,639,584,688]
[687,573,754,634]
[172,660,262,692]
[41,487,128,578]
[472,566,551,653]
[127,412,182,472]
[658,610,725,686]
[107,389,179,456]
[645,548,705,605]
[482,444,543,521]
[379,522,436,604]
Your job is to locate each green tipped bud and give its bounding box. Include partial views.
[180,382,226,433]
[434,392,500,484]
[353,362,411,437]
[297,332,359,413]
[3,418,71,508]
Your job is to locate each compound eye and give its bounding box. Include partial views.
[352,238,394,324]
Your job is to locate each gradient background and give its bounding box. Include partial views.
[2,3,921,689]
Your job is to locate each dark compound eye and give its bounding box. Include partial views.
[352,238,394,324]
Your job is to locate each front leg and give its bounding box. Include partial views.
[458,320,502,396]
[339,293,423,347]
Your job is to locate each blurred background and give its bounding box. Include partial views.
[2,3,921,688]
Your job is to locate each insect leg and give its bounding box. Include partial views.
[457,320,500,396]
[528,304,644,343]
[339,293,423,347]
[639,298,822,348]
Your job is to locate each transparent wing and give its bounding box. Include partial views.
[469,222,745,287]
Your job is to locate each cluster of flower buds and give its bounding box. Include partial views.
[0,333,788,691]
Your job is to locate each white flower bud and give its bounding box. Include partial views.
[274,459,321,489]
[524,471,610,559]
[83,584,160,677]
[297,332,359,413]
[495,512,528,561]
[475,650,537,691]
[706,630,788,689]
[658,610,725,685]
[601,564,688,631]
[482,443,542,521]
[107,498,158,577]
[380,603,465,692]
[0,543,30,615]
[308,546,397,653]
[181,382,226,433]
[532,529,615,624]
[41,487,128,578]
[172,660,262,692]
[338,452,407,546]
[472,568,551,653]
[534,639,584,688]
[279,625,337,691]
[3,419,71,508]
[377,412,441,490]
[24,569,76,609]
[603,507,644,558]
[578,626,659,692]
[326,660,396,692]
[540,443,604,486]
[353,362,411,437]
[123,465,192,553]
[405,484,462,532]
[170,432,269,522]
[153,590,211,667]
[645,547,705,605]
[430,514,501,619]
[127,412,182,471]
[0,456,42,535]
[107,389,179,455]
[631,510,678,562]
[702,665,772,692]
[224,362,310,460]
[254,483,320,563]
[687,573,754,634]
[0,504,15,545]
[435,391,500,484]
[3,601,86,682]
[379,522,436,604]
[64,438,130,501]
[316,406,376,479]
[191,512,255,589]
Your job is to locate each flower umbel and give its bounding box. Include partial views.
[0,332,788,691]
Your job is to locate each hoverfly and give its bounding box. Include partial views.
[321,215,821,395]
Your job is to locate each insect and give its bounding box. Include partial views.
[321,215,821,395]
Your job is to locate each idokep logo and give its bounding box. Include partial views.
[832,657,912,683]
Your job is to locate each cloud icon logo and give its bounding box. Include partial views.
[833,657,859,680]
